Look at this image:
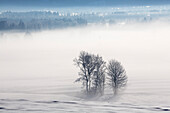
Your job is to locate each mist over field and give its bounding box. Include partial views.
[1,22,170,79]
[0,20,170,112]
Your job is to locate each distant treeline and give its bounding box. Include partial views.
[0,10,163,30]
[0,18,87,30]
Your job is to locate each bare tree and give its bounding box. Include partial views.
[74,51,97,95]
[107,59,127,95]
[92,55,106,95]
[74,51,106,96]
[74,52,127,96]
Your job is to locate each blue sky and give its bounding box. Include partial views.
[0,0,170,7]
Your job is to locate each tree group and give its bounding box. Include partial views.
[74,51,127,96]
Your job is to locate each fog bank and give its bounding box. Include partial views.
[0,22,170,81]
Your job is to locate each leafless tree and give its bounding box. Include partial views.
[74,51,106,95]
[107,59,127,95]
[74,51,97,95]
[92,55,106,95]
[74,52,127,96]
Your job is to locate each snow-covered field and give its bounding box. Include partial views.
[0,22,170,112]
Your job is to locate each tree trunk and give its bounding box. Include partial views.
[114,89,117,95]
[86,80,89,94]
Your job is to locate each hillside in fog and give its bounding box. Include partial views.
[1,5,170,31]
